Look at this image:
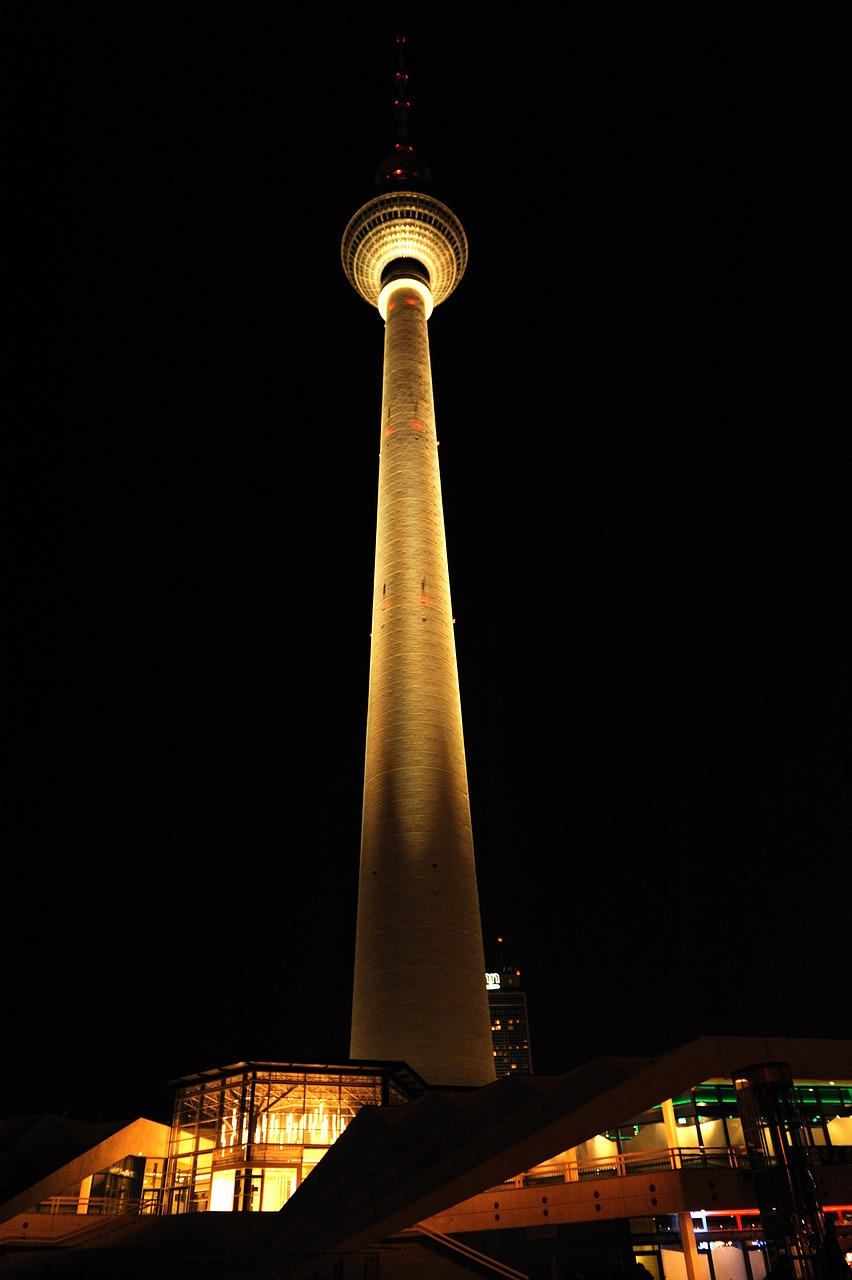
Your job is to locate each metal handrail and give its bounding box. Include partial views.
[36,1195,145,1217]
[495,1145,748,1190]
[410,1224,529,1278]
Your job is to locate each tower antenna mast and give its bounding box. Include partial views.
[393,33,411,154]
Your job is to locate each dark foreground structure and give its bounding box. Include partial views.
[1,1036,851,1279]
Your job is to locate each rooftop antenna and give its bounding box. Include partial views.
[393,33,412,157]
[373,32,432,190]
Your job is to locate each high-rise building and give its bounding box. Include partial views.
[487,966,533,1077]
[341,35,495,1089]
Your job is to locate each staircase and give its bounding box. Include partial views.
[372,1227,529,1279]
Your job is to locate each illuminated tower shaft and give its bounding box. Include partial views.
[342,184,495,1087]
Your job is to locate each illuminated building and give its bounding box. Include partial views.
[341,34,494,1088]
[487,967,533,1078]
[160,1061,425,1215]
[2,1038,851,1279]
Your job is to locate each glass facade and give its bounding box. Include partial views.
[162,1062,422,1214]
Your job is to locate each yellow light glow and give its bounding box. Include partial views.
[378,277,433,321]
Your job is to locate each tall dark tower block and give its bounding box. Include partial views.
[488,966,534,1079]
[342,36,495,1088]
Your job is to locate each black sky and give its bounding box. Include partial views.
[8,6,849,1124]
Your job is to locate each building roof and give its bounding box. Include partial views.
[162,1057,431,1097]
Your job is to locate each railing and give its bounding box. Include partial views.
[496,1146,749,1189]
[17,1145,852,1230]
[411,1225,529,1278]
[1,1198,150,1250]
[35,1196,145,1217]
[496,1144,852,1189]
[212,1142,304,1168]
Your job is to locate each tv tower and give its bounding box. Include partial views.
[342,35,495,1088]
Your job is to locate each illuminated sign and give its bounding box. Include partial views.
[485,972,500,990]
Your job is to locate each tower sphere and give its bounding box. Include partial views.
[341,191,468,310]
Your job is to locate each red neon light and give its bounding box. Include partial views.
[405,297,417,306]
[410,422,423,430]
[385,426,395,435]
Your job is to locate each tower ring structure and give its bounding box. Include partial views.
[341,191,468,314]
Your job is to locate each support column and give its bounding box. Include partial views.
[662,1097,702,1280]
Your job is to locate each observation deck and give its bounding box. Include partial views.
[341,190,468,310]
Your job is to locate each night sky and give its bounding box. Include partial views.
[9,7,848,1124]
